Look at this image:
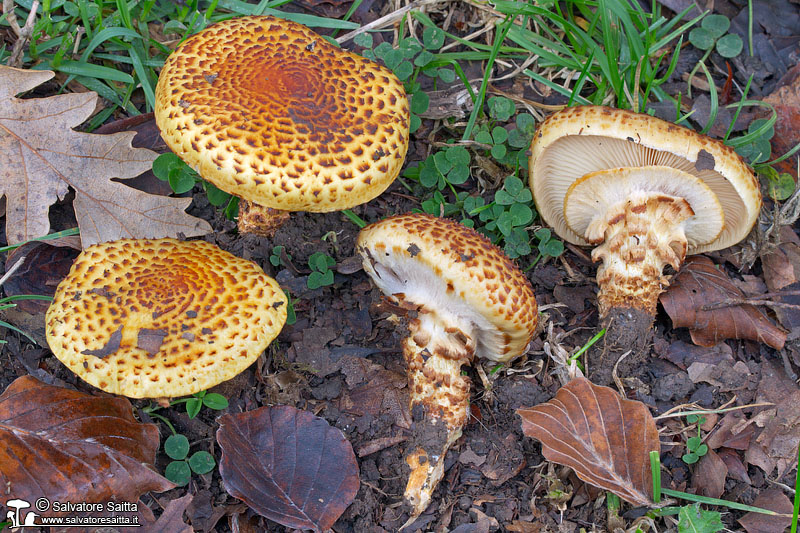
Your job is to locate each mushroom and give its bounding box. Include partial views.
[45,238,287,398]
[529,106,761,382]
[155,15,410,236]
[356,213,538,523]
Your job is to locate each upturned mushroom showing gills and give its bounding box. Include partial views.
[529,105,761,383]
[357,213,538,523]
[155,15,410,236]
[46,239,287,398]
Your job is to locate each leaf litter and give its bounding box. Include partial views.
[0,66,210,247]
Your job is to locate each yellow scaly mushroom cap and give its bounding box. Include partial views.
[357,213,538,363]
[46,238,287,398]
[155,15,410,212]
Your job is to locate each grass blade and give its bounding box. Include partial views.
[661,488,787,516]
[52,60,135,84]
[792,440,799,532]
[462,16,514,141]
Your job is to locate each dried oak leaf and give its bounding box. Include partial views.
[0,66,211,247]
[0,375,173,510]
[217,405,359,533]
[517,377,658,506]
[659,256,787,349]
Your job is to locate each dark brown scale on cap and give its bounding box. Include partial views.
[45,238,287,399]
[155,15,410,213]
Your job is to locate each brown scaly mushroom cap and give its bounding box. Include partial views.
[529,106,761,381]
[46,238,287,398]
[357,213,538,523]
[155,15,410,233]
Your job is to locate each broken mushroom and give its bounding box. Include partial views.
[45,238,287,398]
[529,106,761,383]
[155,15,410,236]
[357,213,538,523]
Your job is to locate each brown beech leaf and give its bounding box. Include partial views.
[692,449,727,499]
[4,242,80,314]
[0,66,211,247]
[660,256,787,349]
[737,488,794,533]
[0,375,173,510]
[763,65,800,177]
[517,377,658,506]
[217,405,359,532]
[146,494,193,533]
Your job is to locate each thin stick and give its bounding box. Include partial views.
[335,0,443,44]
[654,401,775,420]
[4,0,40,67]
[0,255,26,287]
[703,298,800,311]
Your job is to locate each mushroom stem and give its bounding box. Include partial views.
[587,191,692,382]
[401,308,475,527]
[237,199,291,237]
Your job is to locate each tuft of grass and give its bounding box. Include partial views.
[496,0,702,111]
[0,0,357,119]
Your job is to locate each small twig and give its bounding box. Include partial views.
[701,297,800,312]
[4,0,40,68]
[361,480,391,498]
[654,401,775,420]
[356,435,408,457]
[3,0,22,36]
[432,139,492,151]
[335,0,443,44]
[611,349,631,397]
[0,255,26,287]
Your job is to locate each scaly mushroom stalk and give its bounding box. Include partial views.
[402,307,475,518]
[589,191,693,318]
[357,213,538,525]
[237,200,291,237]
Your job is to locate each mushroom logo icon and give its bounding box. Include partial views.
[4,499,39,527]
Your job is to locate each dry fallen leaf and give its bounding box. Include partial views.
[146,494,193,533]
[659,256,787,349]
[692,449,727,499]
[217,405,360,532]
[517,377,658,506]
[0,375,173,511]
[737,488,794,533]
[763,65,800,177]
[745,359,800,476]
[0,65,211,247]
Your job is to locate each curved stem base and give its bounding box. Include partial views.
[401,313,474,527]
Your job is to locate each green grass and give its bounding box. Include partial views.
[494,0,702,112]
[0,0,356,119]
